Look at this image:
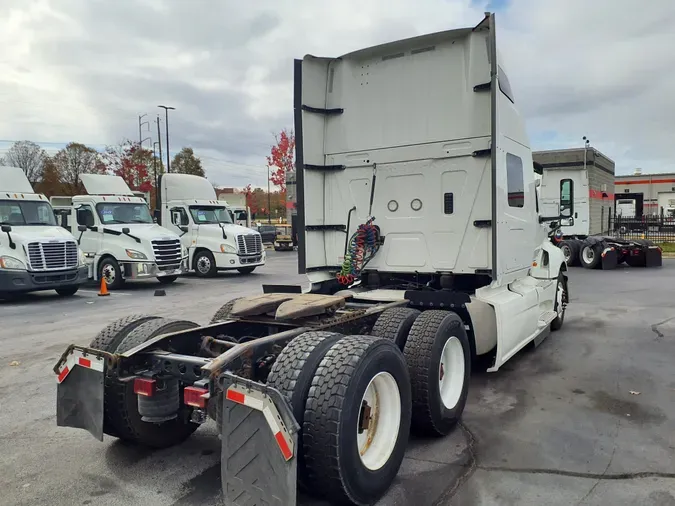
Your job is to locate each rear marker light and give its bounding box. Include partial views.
[184,386,209,408]
[134,378,156,397]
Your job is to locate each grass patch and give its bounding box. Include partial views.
[656,242,675,253]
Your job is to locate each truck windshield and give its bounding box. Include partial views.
[95,203,153,224]
[0,199,57,226]
[189,206,233,224]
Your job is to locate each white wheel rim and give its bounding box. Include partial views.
[561,245,571,262]
[197,256,211,274]
[438,337,465,410]
[102,264,115,284]
[356,372,401,471]
[582,246,594,263]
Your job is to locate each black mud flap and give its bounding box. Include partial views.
[56,364,105,441]
[646,247,663,267]
[220,373,299,506]
[601,249,618,270]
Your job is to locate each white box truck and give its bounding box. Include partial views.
[51,174,188,289]
[0,166,88,297]
[55,13,571,505]
[157,173,264,277]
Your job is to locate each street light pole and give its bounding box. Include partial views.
[158,105,175,173]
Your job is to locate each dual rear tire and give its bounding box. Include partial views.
[266,308,471,504]
[90,315,201,448]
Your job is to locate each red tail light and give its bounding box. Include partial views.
[184,386,209,408]
[133,378,156,397]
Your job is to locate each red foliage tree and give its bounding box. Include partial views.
[103,141,153,192]
[243,184,259,214]
[266,129,295,193]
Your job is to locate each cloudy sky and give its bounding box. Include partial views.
[1,0,673,187]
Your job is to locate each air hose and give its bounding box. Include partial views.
[337,217,380,285]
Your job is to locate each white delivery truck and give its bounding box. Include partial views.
[55,13,571,505]
[158,173,264,277]
[51,174,187,289]
[0,166,88,297]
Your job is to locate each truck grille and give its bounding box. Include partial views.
[152,239,182,270]
[237,234,263,255]
[27,241,78,271]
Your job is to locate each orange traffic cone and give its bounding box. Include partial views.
[98,277,110,297]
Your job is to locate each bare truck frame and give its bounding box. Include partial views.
[55,13,570,506]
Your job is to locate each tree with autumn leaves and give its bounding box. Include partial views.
[267,129,295,193]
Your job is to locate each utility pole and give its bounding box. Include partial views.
[158,105,175,173]
[267,165,272,224]
[138,114,150,146]
[152,142,160,188]
[156,117,163,173]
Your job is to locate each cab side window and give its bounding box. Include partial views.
[170,207,188,226]
[560,179,573,216]
[506,153,525,208]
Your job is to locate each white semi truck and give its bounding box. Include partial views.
[539,165,662,269]
[217,193,253,228]
[0,166,88,298]
[158,173,265,277]
[51,174,187,289]
[55,13,570,505]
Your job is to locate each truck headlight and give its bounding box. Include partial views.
[182,246,189,258]
[125,249,148,260]
[78,249,87,266]
[0,256,26,270]
[220,244,236,253]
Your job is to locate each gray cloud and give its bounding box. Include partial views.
[0,0,673,186]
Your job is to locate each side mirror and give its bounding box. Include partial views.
[77,225,87,232]
[179,225,189,234]
[122,227,130,234]
[1,224,11,233]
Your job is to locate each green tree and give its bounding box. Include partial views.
[171,147,204,177]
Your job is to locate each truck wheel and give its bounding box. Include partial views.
[98,257,124,289]
[579,243,601,269]
[193,250,217,277]
[568,240,581,266]
[370,307,421,350]
[157,275,178,285]
[550,272,567,331]
[237,267,256,274]
[267,331,344,488]
[89,314,160,352]
[105,318,201,448]
[303,336,411,505]
[88,315,162,437]
[55,286,79,297]
[559,241,575,265]
[210,297,244,323]
[403,310,471,437]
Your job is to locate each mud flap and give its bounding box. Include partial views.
[646,247,662,267]
[220,373,300,506]
[56,357,105,441]
[601,248,618,270]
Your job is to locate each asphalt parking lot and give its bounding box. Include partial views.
[1,253,674,506]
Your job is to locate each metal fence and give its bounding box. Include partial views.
[608,216,675,243]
